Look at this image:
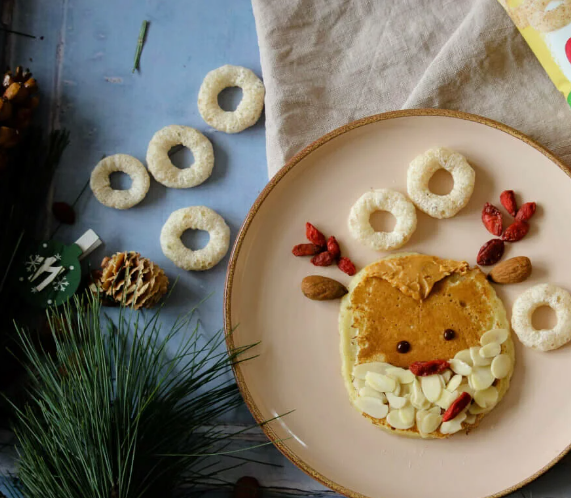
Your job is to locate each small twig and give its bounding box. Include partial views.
[132,20,149,73]
[50,177,90,240]
[0,27,36,39]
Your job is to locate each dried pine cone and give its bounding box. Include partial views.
[95,251,168,309]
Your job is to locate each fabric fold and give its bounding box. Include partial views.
[251,0,571,177]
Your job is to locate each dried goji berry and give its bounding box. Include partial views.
[442,392,472,422]
[292,243,322,257]
[338,256,356,276]
[311,251,335,267]
[515,202,536,222]
[500,190,517,217]
[306,222,326,246]
[481,203,503,236]
[327,236,341,258]
[502,220,529,242]
[52,201,76,224]
[477,238,504,266]
[408,359,450,376]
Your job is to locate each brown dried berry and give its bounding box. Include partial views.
[442,392,472,422]
[310,251,335,267]
[515,202,536,222]
[338,256,356,276]
[502,221,529,242]
[409,360,450,376]
[326,236,341,258]
[477,239,505,266]
[233,477,261,498]
[292,243,322,257]
[52,202,76,224]
[301,275,347,300]
[500,190,517,217]
[482,203,503,236]
[305,222,326,246]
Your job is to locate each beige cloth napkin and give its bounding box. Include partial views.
[251,0,571,177]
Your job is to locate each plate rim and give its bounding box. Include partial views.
[224,108,571,498]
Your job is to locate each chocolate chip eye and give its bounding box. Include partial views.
[396,340,410,353]
[444,329,456,340]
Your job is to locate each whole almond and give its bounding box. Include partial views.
[488,256,532,284]
[301,275,348,300]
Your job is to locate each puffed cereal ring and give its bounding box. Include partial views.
[511,283,571,351]
[348,189,417,251]
[160,206,230,271]
[90,154,150,210]
[407,147,475,219]
[198,65,265,133]
[147,125,214,189]
[528,0,571,33]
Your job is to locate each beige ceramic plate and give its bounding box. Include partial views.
[224,110,571,498]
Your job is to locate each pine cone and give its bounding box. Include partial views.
[96,252,169,309]
[0,66,39,149]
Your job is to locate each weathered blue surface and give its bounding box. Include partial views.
[3,1,571,497]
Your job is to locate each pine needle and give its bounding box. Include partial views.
[132,21,149,73]
[6,295,269,498]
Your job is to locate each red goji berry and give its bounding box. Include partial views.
[327,236,341,258]
[477,239,504,266]
[502,221,529,242]
[481,203,503,236]
[500,190,517,217]
[52,202,76,224]
[515,202,536,222]
[305,222,326,246]
[311,251,335,267]
[292,243,322,257]
[442,392,472,422]
[338,256,356,276]
[408,359,450,376]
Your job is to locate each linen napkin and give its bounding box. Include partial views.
[251,0,571,177]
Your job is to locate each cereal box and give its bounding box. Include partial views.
[499,0,571,106]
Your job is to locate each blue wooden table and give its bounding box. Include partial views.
[3,1,571,496]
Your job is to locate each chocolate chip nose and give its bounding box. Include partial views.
[396,340,410,353]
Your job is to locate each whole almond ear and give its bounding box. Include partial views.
[301,275,347,300]
[488,257,532,284]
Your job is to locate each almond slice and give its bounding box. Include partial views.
[439,412,467,434]
[386,367,415,384]
[449,358,472,376]
[399,403,416,426]
[441,369,453,384]
[410,379,430,409]
[470,346,492,367]
[474,386,499,408]
[446,374,463,393]
[458,381,475,398]
[359,387,387,402]
[386,392,408,409]
[479,342,501,358]
[353,378,366,390]
[365,372,397,393]
[420,412,442,434]
[464,414,477,424]
[469,366,495,391]
[491,354,512,379]
[387,410,414,430]
[421,375,442,402]
[353,362,391,379]
[454,349,473,366]
[435,389,459,410]
[469,403,489,415]
[480,328,509,346]
[355,396,389,419]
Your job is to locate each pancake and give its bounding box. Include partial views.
[339,253,515,439]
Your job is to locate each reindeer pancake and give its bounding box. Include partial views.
[339,253,515,439]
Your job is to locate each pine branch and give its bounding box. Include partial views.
[6,295,267,498]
